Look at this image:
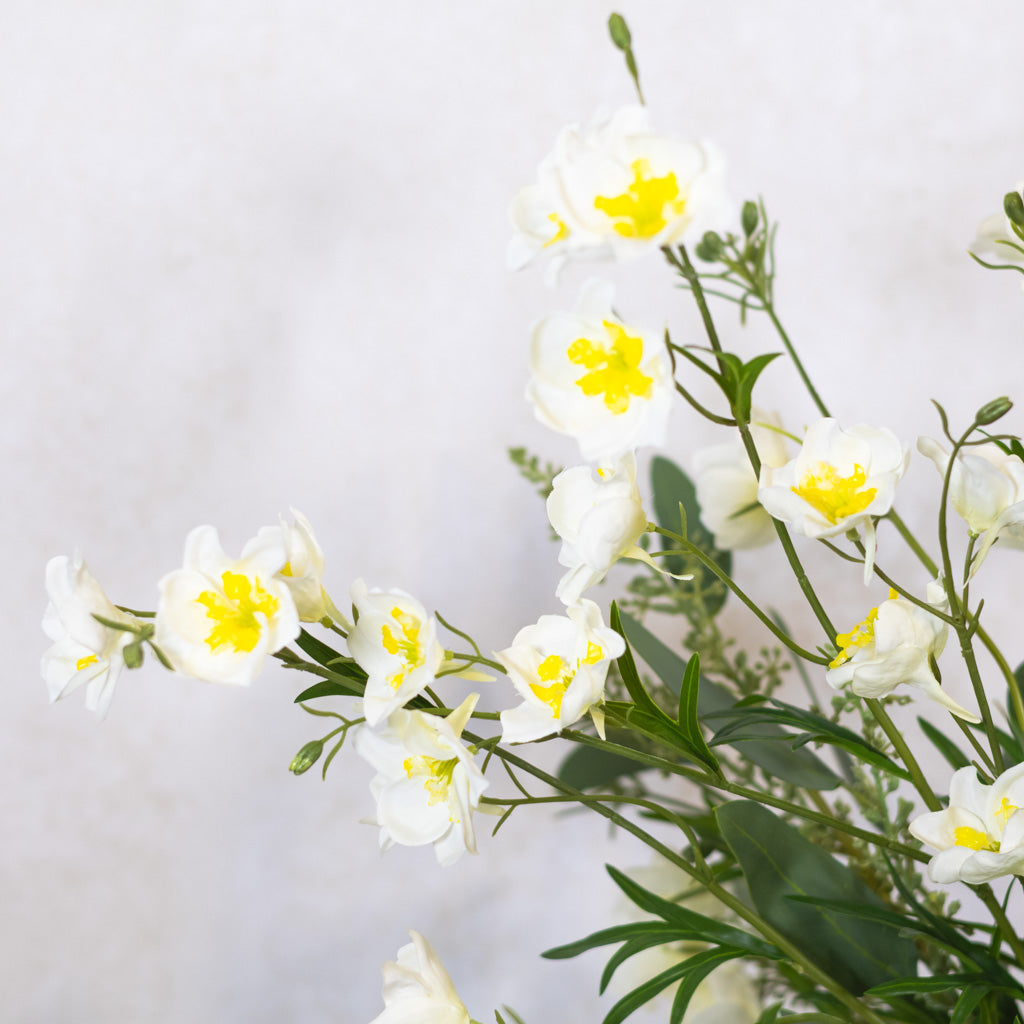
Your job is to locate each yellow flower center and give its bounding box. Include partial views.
[197,571,279,654]
[829,590,896,668]
[381,606,424,691]
[791,462,877,525]
[954,826,999,852]
[75,653,99,672]
[594,158,687,238]
[544,212,570,248]
[567,320,653,415]
[995,796,1019,828]
[403,755,459,810]
[529,643,606,718]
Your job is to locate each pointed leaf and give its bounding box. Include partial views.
[716,801,918,994]
[294,679,361,702]
[736,351,782,421]
[677,652,718,773]
[669,948,746,1024]
[951,985,989,1024]
[866,974,991,996]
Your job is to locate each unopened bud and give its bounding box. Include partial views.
[289,740,323,775]
[741,200,759,237]
[694,231,724,262]
[1004,190,1024,229]
[975,396,1013,426]
[123,641,144,669]
[608,13,632,51]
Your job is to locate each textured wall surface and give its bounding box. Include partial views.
[6,2,1024,1021]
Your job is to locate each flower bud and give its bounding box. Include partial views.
[608,12,632,50]
[741,200,759,237]
[975,396,1013,426]
[122,641,144,669]
[289,739,323,775]
[694,231,724,262]
[1004,190,1024,230]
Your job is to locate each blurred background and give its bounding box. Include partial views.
[5,1,1024,1020]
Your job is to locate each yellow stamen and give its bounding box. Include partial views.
[567,320,652,415]
[829,606,880,668]
[792,462,877,525]
[280,562,294,577]
[544,212,570,248]
[594,158,687,238]
[197,571,279,654]
[953,825,999,852]
[583,642,604,665]
[531,654,571,717]
[381,606,424,690]
[75,653,99,672]
[403,755,459,810]
[994,797,1019,829]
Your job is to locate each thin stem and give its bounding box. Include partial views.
[977,624,1024,741]
[976,884,1024,967]
[866,699,942,812]
[761,303,830,419]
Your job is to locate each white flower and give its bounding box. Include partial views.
[692,411,790,550]
[825,581,978,721]
[41,554,141,718]
[757,418,909,582]
[609,857,760,1024]
[908,763,1024,884]
[547,452,652,604]
[155,525,299,686]
[252,508,346,625]
[917,437,1024,574]
[527,279,672,462]
[353,695,488,867]
[497,599,625,743]
[346,580,446,727]
[508,105,728,281]
[370,930,471,1024]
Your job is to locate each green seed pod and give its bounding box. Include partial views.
[289,740,324,776]
[975,396,1013,426]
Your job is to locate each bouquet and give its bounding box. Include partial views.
[41,14,1024,1024]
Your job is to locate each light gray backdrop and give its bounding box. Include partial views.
[5,2,1024,1021]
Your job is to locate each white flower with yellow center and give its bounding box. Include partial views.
[155,525,299,686]
[917,437,1024,575]
[353,695,488,867]
[252,507,346,625]
[692,411,790,550]
[508,106,728,280]
[757,418,908,581]
[547,452,654,605]
[825,581,979,721]
[370,930,471,1024]
[527,279,671,462]
[41,553,141,718]
[346,580,449,727]
[909,763,1024,884]
[497,599,625,743]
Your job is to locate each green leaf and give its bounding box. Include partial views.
[649,456,732,616]
[736,352,782,422]
[599,931,698,994]
[557,730,650,790]
[715,801,919,994]
[617,612,840,789]
[677,652,718,773]
[917,716,970,770]
[294,679,360,703]
[295,630,365,680]
[601,957,696,1024]
[669,948,746,1024]
[951,985,989,1024]
[610,603,659,714]
[542,920,683,961]
[866,974,990,996]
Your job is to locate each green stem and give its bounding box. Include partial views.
[865,699,942,812]
[977,624,1024,743]
[650,525,828,665]
[761,301,830,419]
[976,885,1024,967]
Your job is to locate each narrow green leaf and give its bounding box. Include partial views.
[716,801,918,994]
[610,603,659,713]
[669,948,746,1024]
[294,679,360,703]
[917,716,970,770]
[543,920,687,961]
[736,351,782,421]
[601,957,694,1024]
[951,985,989,1024]
[599,931,695,994]
[295,629,366,679]
[866,974,989,996]
[677,652,718,773]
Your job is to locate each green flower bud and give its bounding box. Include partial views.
[694,230,724,262]
[975,396,1013,426]
[1004,190,1024,230]
[123,641,144,669]
[741,200,759,237]
[289,739,324,775]
[608,13,632,51]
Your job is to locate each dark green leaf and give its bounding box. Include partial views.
[649,457,731,616]
[610,603,659,714]
[867,974,990,996]
[716,801,918,994]
[294,679,360,703]
[599,931,696,994]
[617,612,839,789]
[601,957,695,1024]
[669,948,746,1024]
[543,920,688,961]
[918,716,970,770]
[602,702,714,768]
[295,629,366,680]
[677,652,718,772]
[736,352,782,422]
[951,985,989,1024]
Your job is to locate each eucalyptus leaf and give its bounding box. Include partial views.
[716,801,918,994]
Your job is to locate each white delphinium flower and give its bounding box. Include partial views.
[155,525,299,686]
[970,181,1024,288]
[909,763,1024,884]
[251,507,346,625]
[609,857,761,1024]
[347,580,446,727]
[757,418,909,582]
[527,279,672,462]
[508,105,728,281]
[917,437,1024,575]
[692,411,790,550]
[825,581,979,722]
[547,452,654,605]
[353,695,488,867]
[41,553,141,718]
[370,930,472,1024]
[497,599,625,743]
